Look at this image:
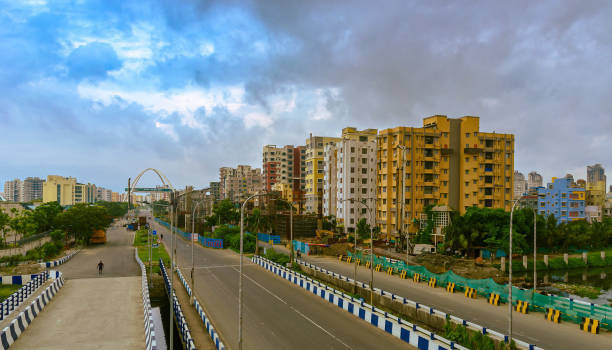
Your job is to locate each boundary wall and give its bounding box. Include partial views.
[252,256,467,350]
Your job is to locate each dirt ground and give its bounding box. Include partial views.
[0,263,44,275]
[318,241,506,282]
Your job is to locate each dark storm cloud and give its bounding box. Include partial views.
[1,0,611,190]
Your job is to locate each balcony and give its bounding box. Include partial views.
[464,145,482,155]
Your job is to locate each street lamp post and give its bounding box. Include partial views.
[339,198,375,304]
[508,195,539,345]
[239,193,269,350]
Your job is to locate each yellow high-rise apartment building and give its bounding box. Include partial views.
[305,134,341,214]
[42,175,98,206]
[42,175,77,206]
[377,115,514,240]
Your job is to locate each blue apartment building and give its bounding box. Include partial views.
[537,177,586,223]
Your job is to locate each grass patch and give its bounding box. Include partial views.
[442,321,516,350]
[133,229,170,274]
[263,248,290,266]
[553,283,602,299]
[0,285,21,302]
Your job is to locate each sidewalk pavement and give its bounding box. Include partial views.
[11,276,143,350]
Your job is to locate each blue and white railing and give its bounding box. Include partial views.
[135,249,158,350]
[253,256,467,350]
[159,259,196,350]
[0,270,64,349]
[298,259,543,350]
[0,273,47,321]
[176,269,226,350]
[39,250,80,268]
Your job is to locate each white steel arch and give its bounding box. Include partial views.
[130,168,175,193]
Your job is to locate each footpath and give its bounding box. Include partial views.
[10,224,144,350]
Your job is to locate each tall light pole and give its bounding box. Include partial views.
[239,193,269,350]
[532,208,537,292]
[397,145,409,260]
[169,194,175,350]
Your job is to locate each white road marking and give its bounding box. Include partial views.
[232,266,354,350]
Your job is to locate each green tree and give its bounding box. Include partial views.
[355,218,371,240]
[0,209,10,246]
[246,208,270,233]
[209,200,239,225]
[95,201,128,218]
[55,204,111,244]
[9,212,36,241]
[31,201,63,233]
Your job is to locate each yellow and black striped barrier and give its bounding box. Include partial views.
[365,261,370,268]
[338,255,343,261]
[515,300,529,314]
[428,277,436,288]
[386,267,393,275]
[446,282,455,293]
[488,293,500,306]
[545,308,561,323]
[413,273,420,283]
[464,287,477,299]
[356,259,361,266]
[347,256,352,263]
[400,270,407,279]
[375,264,382,272]
[580,317,600,334]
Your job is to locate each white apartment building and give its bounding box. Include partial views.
[323,128,377,233]
[219,165,263,203]
[513,171,527,199]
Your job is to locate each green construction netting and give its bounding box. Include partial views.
[346,251,612,330]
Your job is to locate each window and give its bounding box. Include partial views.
[362,208,367,214]
[465,193,469,198]
[362,158,367,164]
[361,148,368,154]
[465,182,469,187]
[465,169,469,174]
[465,133,470,138]
[362,188,367,194]
[351,177,355,183]
[361,178,367,184]
[350,188,355,193]
[351,167,355,173]
[359,136,367,142]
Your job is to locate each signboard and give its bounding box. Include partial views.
[152,243,159,248]
[192,233,198,242]
[125,187,172,192]
[152,230,157,236]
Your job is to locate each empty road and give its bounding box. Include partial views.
[153,220,413,350]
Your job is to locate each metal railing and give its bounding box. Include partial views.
[0,272,48,320]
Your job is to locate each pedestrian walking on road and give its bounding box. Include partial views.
[161,233,164,241]
[97,260,104,275]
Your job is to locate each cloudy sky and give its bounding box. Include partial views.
[1,0,611,192]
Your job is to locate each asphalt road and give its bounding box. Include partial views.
[58,221,140,279]
[152,220,414,350]
[273,244,612,350]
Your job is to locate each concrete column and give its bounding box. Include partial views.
[523,255,528,269]
[602,251,605,259]
[582,271,587,281]
[564,272,568,282]
[544,255,548,267]
[501,257,505,272]
[543,274,549,284]
[564,253,568,265]
[582,252,587,264]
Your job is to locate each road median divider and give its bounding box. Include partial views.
[159,259,196,350]
[253,256,466,350]
[297,259,542,350]
[175,268,226,350]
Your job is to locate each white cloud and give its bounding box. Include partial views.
[244,112,273,128]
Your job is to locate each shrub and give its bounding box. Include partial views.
[264,248,290,266]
